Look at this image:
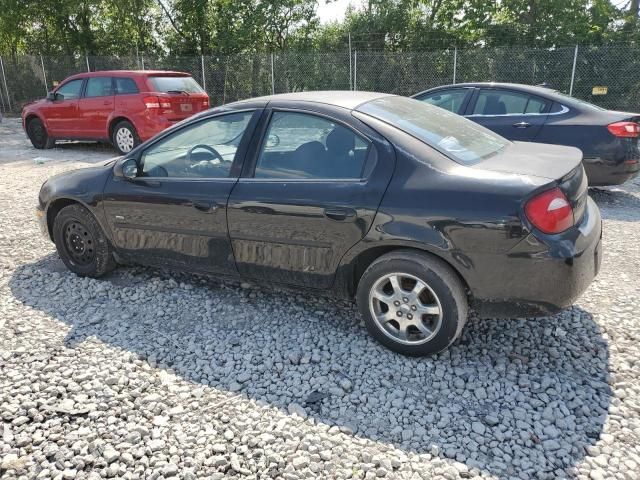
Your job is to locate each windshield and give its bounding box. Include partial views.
[357,96,510,164]
[149,76,204,94]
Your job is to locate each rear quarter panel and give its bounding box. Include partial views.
[343,114,548,292]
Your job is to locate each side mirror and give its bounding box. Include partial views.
[46,92,56,101]
[114,158,139,179]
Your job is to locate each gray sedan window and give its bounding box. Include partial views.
[416,89,468,113]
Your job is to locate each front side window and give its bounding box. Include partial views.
[115,77,139,95]
[357,96,509,165]
[56,79,83,100]
[417,89,468,113]
[85,77,113,98]
[254,112,369,179]
[473,89,549,115]
[141,111,253,178]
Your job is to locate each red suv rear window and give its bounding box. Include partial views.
[148,76,204,94]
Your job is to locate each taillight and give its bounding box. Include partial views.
[525,187,574,234]
[143,96,171,110]
[203,98,210,108]
[607,121,640,138]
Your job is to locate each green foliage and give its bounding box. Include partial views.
[0,0,637,56]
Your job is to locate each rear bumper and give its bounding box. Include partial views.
[470,197,602,318]
[136,116,175,142]
[583,157,640,186]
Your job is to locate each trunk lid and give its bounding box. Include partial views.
[470,141,582,180]
[471,141,588,223]
[162,92,209,120]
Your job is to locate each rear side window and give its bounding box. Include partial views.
[85,77,113,98]
[148,76,204,94]
[416,89,468,113]
[473,89,549,115]
[255,112,369,179]
[115,77,139,94]
[56,79,83,100]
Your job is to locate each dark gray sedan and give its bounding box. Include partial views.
[413,82,640,186]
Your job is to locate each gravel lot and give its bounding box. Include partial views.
[1,116,639,480]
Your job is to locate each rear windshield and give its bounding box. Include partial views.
[148,75,204,94]
[552,91,607,112]
[357,96,510,164]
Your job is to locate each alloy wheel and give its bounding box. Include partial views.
[115,127,134,152]
[368,272,443,345]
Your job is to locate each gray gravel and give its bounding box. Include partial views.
[1,116,640,479]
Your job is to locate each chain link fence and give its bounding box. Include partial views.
[1,44,639,115]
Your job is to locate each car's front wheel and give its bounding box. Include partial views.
[112,120,140,155]
[53,204,116,278]
[357,250,468,356]
[27,118,55,149]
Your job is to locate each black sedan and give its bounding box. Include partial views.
[36,92,602,356]
[413,82,640,186]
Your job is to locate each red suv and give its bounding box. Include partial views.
[22,70,210,154]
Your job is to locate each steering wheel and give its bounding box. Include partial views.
[187,144,223,163]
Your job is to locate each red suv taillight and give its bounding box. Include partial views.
[607,121,640,138]
[525,187,574,234]
[203,98,210,108]
[143,96,171,110]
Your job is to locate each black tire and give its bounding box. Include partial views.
[111,120,140,155]
[53,204,116,278]
[356,250,468,356]
[27,118,55,149]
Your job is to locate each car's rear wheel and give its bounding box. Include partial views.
[53,204,116,278]
[27,118,55,149]
[112,120,140,155]
[356,250,468,356]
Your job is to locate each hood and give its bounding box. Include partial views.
[470,141,582,181]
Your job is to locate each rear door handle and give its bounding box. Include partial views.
[324,207,357,221]
[513,121,531,129]
[192,201,219,213]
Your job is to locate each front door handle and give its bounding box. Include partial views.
[513,121,531,129]
[324,207,357,221]
[192,201,219,213]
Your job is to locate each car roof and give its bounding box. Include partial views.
[231,90,394,110]
[63,70,191,81]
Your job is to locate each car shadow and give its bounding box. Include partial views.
[9,254,612,479]
[589,186,640,222]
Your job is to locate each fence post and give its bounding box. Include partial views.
[353,50,357,91]
[452,47,458,84]
[569,44,578,96]
[201,54,206,91]
[222,59,228,105]
[86,55,91,72]
[141,55,145,70]
[40,55,48,94]
[0,56,11,111]
[348,32,352,90]
[270,53,275,95]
